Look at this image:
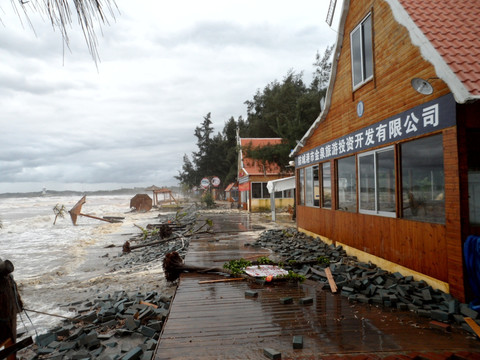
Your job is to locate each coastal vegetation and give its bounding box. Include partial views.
[175,45,334,191]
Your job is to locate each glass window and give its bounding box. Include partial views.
[359,154,375,211]
[401,135,444,223]
[274,191,283,198]
[351,27,363,87]
[313,166,320,206]
[252,183,262,199]
[469,172,480,225]
[337,156,357,212]
[467,131,480,225]
[262,183,270,199]
[322,162,331,208]
[284,189,294,198]
[377,149,395,213]
[351,13,373,88]
[303,165,320,207]
[305,167,313,206]
[359,147,395,217]
[298,169,305,205]
[363,15,373,80]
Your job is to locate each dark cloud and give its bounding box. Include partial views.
[0,0,337,193]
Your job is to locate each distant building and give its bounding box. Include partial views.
[237,137,293,212]
[224,182,238,202]
[291,0,480,302]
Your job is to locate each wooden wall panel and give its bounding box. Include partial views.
[295,0,467,299]
[302,0,451,153]
[443,127,464,300]
[298,205,449,282]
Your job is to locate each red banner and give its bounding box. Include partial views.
[238,182,250,192]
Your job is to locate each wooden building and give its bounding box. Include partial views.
[292,0,480,302]
[224,182,238,202]
[238,137,294,212]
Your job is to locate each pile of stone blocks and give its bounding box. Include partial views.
[30,290,172,360]
[252,228,480,334]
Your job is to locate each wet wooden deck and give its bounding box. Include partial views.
[155,213,480,359]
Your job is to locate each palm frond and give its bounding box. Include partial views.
[10,0,118,64]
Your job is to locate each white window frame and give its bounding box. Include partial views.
[358,146,396,218]
[350,13,374,90]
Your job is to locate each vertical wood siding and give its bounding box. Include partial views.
[296,0,465,300]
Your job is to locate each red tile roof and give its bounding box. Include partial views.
[239,138,283,176]
[398,0,480,96]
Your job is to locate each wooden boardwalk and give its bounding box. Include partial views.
[155,213,480,359]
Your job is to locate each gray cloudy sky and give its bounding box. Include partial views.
[0,1,339,193]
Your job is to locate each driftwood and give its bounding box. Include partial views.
[0,260,23,358]
[123,225,212,253]
[162,252,224,282]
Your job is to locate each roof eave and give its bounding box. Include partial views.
[385,0,478,104]
[291,0,351,158]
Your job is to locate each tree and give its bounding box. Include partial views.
[175,154,198,189]
[10,0,118,62]
[311,44,335,93]
[241,46,334,170]
[177,46,335,186]
[192,113,215,177]
[221,116,242,185]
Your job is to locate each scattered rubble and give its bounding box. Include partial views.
[106,205,204,273]
[22,290,171,360]
[250,228,480,334]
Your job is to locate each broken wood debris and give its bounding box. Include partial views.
[464,317,480,338]
[325,267,338,293]
[122,217,213,254]
[68,196,121,225]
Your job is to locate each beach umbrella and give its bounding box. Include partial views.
[68,195,114,225]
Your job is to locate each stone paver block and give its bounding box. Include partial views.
[122,346,143,360]
[279,297,293,304]
[293,335,303,349]
[299,297,313,305]
[263,347,281,359]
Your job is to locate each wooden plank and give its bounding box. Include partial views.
[0,337,33,360]
[464,317,480,338]
[139,301,158,309]
[324,267,337,293]
[156,212,480,360]
[198,278,245,284]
